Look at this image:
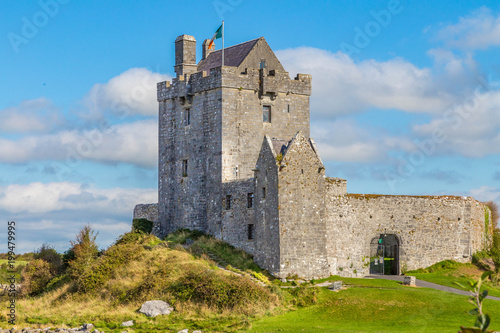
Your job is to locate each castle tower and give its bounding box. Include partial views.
[157,35,312,238]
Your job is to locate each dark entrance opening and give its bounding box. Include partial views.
[369,234,400,275]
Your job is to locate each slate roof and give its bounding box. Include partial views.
[197,38,261,73]
[271,139,290,157]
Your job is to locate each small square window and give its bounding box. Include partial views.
[184,108,191,126]
[262,187,266,199]
[225,195,232,210]
[247,193,254,208]
[263,105,271,123]
[182,159,188,177]
[248,224,255,240]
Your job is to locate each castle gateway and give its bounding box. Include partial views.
[134,35,492,279]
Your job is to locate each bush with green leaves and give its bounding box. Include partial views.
[68,225,99,280]
[170,267,276,311]
[34,243,62,274]
[21,259,54,296]
[132,218,153,234]
[76,237,144,293]
[457,271,493,333]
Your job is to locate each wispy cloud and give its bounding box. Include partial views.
[437,6,500,50]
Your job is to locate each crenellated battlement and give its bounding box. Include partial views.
[157,66,311,102]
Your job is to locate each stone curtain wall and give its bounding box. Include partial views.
[325,193,490,277]
[133,203,158,222]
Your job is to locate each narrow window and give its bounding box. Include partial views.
[225,195,232,210]
[260,59,266,69]
[247,193,254,208]
[184,108,191,126]
[263,105,271,123]
[248,224,255,240]
[262,187,266,199]
[287,104,290,113]
[182,159,188,177]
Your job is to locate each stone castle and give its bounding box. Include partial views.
[134,34,492,279]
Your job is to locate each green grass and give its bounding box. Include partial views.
[248,277,500,332]
[405,260,500,298]
[167,229,270,278]
[0,259,27,283]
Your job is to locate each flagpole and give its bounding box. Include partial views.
[222,20,224,68]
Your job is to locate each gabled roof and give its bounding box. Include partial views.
[197,38,261,73]
[271,139,289,157]
[265,132,324,168]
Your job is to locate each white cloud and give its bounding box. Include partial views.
[469,185,500,204]
[276,47,457,116]
[0,119,158,167]
[437,7,500,50]
[82,67,171,118]
[0,181,156,215]
[0,182,158,253]
[412,90,500,157]
[0,98,64,133]
[311,120,414,163]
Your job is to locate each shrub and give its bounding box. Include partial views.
[132,218,153,234]
[21,259,54,296]
[485,201,499,229]
[68,225,99,280]
[170,267,275,311]
[76,242,143,293]
[34,243,62,274]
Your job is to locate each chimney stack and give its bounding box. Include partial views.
[202,39,212,60]
[174,34,197,77]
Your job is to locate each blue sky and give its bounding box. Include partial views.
[1,0,500,253]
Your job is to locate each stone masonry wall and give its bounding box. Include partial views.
[253,138,281,275]
[133,204,158,222]
[277,134,330,279]
[157,71,223,237]
[221,179,256,255]
[325,193,489,277]
[220,66,311,182]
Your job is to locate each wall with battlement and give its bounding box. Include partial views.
[324,193,491,277]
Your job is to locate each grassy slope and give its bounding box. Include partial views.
[405,261,500,298]
[2,232,277,332]
[249,277,500,333]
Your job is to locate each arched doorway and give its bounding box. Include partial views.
[369,234,400,275]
